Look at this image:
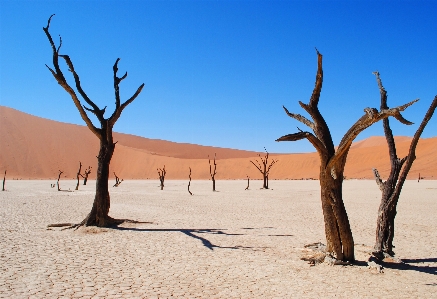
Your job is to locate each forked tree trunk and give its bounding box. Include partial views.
[158,165,166,190]
[83,166,91,185]
[276,51,417,261]
[319,170,354,261]
[43,15,144,228]
[372,73,437,257]
[250,148,277,189]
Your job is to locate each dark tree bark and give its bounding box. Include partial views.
[113,172,123,187]
[57,170,63,191]
[372,72,437,258]
[43,15,144,227]
[75,161,82,190]
[208,154,217,191]
[245,175,250,190]
[2,170,6,191]
[157,165,166,190]
[250,148,277,189]
[82,166,91,185]
[276,51,417,262]
[188,167,193,195]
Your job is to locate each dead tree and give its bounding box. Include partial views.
[276,51,417,262]
[245,175,250,190]
[44,15,144,227]
[188,167,193,195]
[208,154,217,191]
[82,166,92,185]
[372,72,437,259]
[157,165,166,190]
[2,170,6,191]
[113,172,123,187]
[250,148,277,189]
[57,170,63,191]
[75,161,82,190]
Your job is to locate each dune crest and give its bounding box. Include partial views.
[1,106,435,180]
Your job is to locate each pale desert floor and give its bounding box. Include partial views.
[1,180,436,298]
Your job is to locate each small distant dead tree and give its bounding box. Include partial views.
[208,154,217,191]
[82,166,92,185]
[113,172,123,187]
[372,72,437,259]
[276,50,417,262]
[250,148,277,189]
[75,161,82,190]
[44,15,144,227]
[188,167,193,195]
[57,170,63,191]
[157,165,166,190]
[245,175,250,190]
[2,170,6,191]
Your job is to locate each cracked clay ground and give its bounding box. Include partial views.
[1,180,436,298]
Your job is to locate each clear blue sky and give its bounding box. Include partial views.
[1,1,436,153]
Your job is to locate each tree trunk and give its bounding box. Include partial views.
[373,160,402,255]
[371,74,437,258]
[43,15,144,228]
[320,166,354,261]
[83,140,115,227]
[2,170,5,191]
[75,162,82,190]
[212,179,216,192]
[276,52,417,263]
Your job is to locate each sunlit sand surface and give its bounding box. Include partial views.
[1,180,436,298]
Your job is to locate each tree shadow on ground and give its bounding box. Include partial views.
[380,259,437,276]
[352,257,437,276]
[113,226,255,251]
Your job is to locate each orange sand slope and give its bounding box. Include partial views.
[0,106,436,180]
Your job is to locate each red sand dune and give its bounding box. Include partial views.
[0,106,436,181]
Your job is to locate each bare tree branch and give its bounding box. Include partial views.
[43,15,100,138]
[276,131,327,157]
[390,95,437,205]
[282,106,315,130]
[372,168,384,192]
[250,160,262,173]
[332,99,418,168]
[60,55,104,121]
[373,71,398,160]
[279,51,335,156]
[309,49,323,108]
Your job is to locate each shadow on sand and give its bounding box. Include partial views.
[353,257,437,276]
[382,258,437,276]
[114,226,253,251]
